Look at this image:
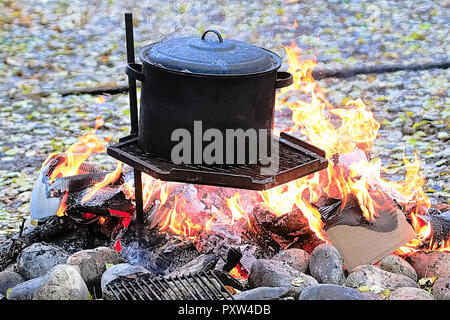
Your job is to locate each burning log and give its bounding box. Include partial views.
[31,154,134,234]
[169,253,220,277]
[246,204,324,254]
[429,208,450,245]
[404,204,450,250]
[64,186,134,221]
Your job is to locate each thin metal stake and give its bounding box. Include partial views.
[133,169,144,225]
[124,12,139,136]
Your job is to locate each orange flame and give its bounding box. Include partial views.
[42,116,107,182]
[226,193,248,224]
[259,41,444,252]
[81,161,123,203]
[229,263,248,280]
[56,191,68,217]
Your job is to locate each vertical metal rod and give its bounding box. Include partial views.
[126,13,144,226]
[125,12,139,135]
[133,169,144,225]
[128,282,145,300]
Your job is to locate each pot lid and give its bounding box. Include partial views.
[140,30,281,75]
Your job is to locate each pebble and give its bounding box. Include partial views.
[234,287,292,300]
[299,284,369,300]
[375,255,418,282]
[389,287,434,300]
[33,264,89,300]
[272,248,310,273]
[308,243,346,285]
[17,243,69,280]
[406,251,450,278]
[0,270,24,296]
[8,277,44,300]
[346,265,418,291]
[67,246,126,290]
[248,259,317,295]
[432,277,450,300]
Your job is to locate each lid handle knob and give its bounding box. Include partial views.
[201,29,223,43]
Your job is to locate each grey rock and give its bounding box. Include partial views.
[360,291,384,300]
[375,255,418,281]
[234,287,292,300]
[17,243,69,280]
[0,270,24,296]
[309,244,345,285]
[33,264,89,300]
[432,277,450,300]
[248,259,317,296]
[407,251,450,278]
[299,284,368,300]
[346,265,418,291]
[389,287,434,300]
[4,264,17,273]
[272,248,310,273]
[401,117,415,135]
[67,246,126,289]
[101,263,151,300]
[437,131,449,141]
[289,273,320,295]
[8,277,44,300]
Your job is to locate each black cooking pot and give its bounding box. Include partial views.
[126,29,293,165]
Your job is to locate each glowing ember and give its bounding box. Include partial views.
[229,263,249,280]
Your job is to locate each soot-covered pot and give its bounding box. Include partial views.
[126,29,293,164]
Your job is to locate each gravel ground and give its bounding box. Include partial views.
[0,0,448,239]
[0,0,448,96]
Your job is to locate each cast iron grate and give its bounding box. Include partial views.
[106,270,234,300]
[107,131,328,191]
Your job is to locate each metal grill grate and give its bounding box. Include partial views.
[107,132,328,190]
[106,270,235,300]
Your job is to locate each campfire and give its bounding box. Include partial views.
[26,39,449,283]
[1,13,448,302]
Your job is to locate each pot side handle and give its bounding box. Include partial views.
[126,62,145,82]
[275,71,293,89]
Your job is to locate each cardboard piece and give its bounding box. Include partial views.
[325,192,417,271]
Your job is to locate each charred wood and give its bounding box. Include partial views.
[0,215,114,271]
